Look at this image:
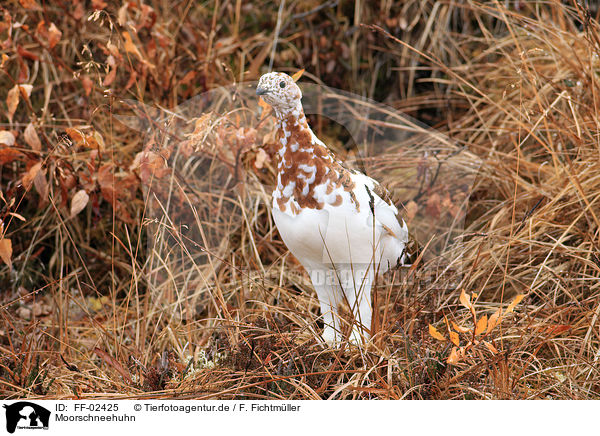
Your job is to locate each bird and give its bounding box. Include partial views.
[256,72,409,346]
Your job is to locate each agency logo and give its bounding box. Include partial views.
[3,402,50,434]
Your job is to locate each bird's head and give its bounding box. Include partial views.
[256,72,302,118]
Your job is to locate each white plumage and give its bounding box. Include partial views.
[257,72,409,345]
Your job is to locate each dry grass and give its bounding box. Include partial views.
[0,0,599,400]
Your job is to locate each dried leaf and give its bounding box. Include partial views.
[6,85,20,122]
[24,123,41,151]
[97,163,116,205]
[459,289,475,315]
[447,347,461,365]
[117,3,128,26]
[47,23,62,48]
[103,65,117,87]
[0,238,12,268]
[254,148,269,169]
[0,147,23,164]
[486,308,502,334]
[475,314,488,335]
[0,130,15,146]
[73,1,84,19]
[483,341,498,354]
[19,0,39,9]
[426,192,441,218]
[70,189,89,217]
[451,321,470,333]
[33,165,48,200]
[92,0,108,10]
[122,31,142,59]
[291,68,305,82]
[87,131,105,150]
[258,97,271,121]
[505,294,525,315]
[65,128,85,145]
[81,76,93,96]
[8,212,26,221]
[449,331,460,347]
[22,161,42,189]
[6,85,33,122]
[405,200,418,222]
[429,324,446,341]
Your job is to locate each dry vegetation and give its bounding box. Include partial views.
[1,0,599,400]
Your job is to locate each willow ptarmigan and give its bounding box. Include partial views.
[256,72,409,345]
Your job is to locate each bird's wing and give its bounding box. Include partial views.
[350,171,408,243]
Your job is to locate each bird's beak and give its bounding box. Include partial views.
[256,86,268,96]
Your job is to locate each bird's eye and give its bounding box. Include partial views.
[279,81,286,88]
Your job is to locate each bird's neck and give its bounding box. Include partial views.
[274,108,330,172]
[273,107,346,213]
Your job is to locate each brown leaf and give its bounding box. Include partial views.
[22,162,41,189]
[459,289,475,315]
[19,0,39,9]
[47,23,62,49]
[124,70,137,91]
[65,127,85,145]
[0,238,12,268]
[426,192,441,219]
[86,131,105,150]
[447,347,461,365]
[73,0,85,20]
[117,3,128,26]
[91,0,107,9]
[475,314,488,335]
[33,165,48,200]
[429,324,446,341]
[258,97,271,121]
[254,148,270,169]
[405,200,418,222]
[291,68,305,82]
[0,147,23,164]
[8,212,26,221]
[70,189,89,217]
[487,308,502,334]
[483,341,498,354]
[24,122,41,151]
[451,321,470,333]
[6,85,33,122]
[103,64,117,87]
[81,76,93,96]
[449,331,460,347]
[97,164,116,205]
[505,294,525,315]
[122,31,142,59]
[130,150,169,183]
[6,85,20,122]
[0,130,15,146]
[137,4,157,30]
